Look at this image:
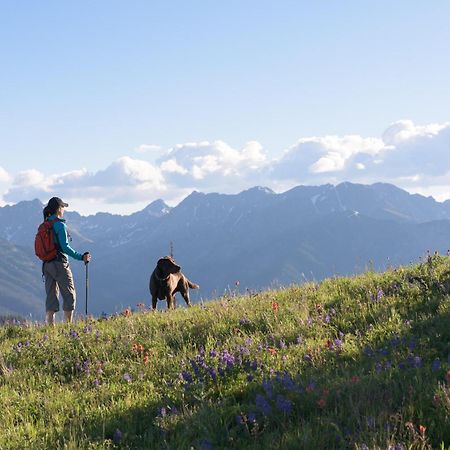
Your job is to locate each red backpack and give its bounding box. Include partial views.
[34,219,59,261]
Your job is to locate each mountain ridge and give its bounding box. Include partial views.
[1,182,450,318]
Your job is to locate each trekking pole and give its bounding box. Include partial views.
[84,255,90,318]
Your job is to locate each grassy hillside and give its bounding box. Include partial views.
[0,256,449,449]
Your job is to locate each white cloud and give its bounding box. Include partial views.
[134,144,162,154]
[0,166,11,183]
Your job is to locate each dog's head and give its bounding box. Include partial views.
[156,256,181,278]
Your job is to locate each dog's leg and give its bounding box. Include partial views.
[152,295,158,311]
[167,295,176,310]
[181,291,191,307]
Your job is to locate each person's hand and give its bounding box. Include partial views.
[83,252,91,264]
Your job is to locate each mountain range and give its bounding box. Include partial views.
[1,182,449,319]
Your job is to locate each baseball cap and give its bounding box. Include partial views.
[47,197,69,209]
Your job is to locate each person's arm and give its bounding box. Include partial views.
[53,221,84,261]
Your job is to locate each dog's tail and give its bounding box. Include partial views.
[188,280,200,289]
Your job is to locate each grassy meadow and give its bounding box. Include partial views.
[0,255,449,449]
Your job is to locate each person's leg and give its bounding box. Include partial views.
[46,311,56,326]
[44,261,60,326]
[56,261,77,323]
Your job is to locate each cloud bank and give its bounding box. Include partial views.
[2,120,450,214]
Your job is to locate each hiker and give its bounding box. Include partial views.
[41,197,91,325]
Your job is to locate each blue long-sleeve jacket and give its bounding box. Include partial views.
[47,215,83,261]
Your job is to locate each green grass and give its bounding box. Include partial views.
[1,255,449,449]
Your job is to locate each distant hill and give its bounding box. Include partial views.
[1,182,450,317]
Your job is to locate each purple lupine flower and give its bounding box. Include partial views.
[69,329,79,339]
[209,349,217,358]
[160,406,167,417]
[239,346,250,355]
[276,394,292,415]
[199,439,213,450]
[377,289,384,300]
[364,346,375,357]
[190,359,200,376]
[384,361,392,371]
[255,394,271,416]
[408,355,422,368]
[296,336,303,344]
[366,416,375,429]
[390,337,400,348]
[207,367,217,382]
[235,415,244,426]
[248,412,257,423]
[112,429,122,444]
[334,339,343,349]
[181,371,193,384]
[171,406,178,415]
[93,379,101,387]
[123,373,132,383]
[282,372,296,391]
[245,338,253,346]
[279,339,286,349]
[408,338,416,350]
[431,358,440,372]
[218,367,226,377]
[247,374,254,382]
[239,317,250,326]
[262,379,273,398]
[325,315,331,323]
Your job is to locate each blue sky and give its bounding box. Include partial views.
[1,1,449,214]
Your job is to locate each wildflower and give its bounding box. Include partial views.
[181,371,193,384]
[296,335,303,344]
[143,353,149,364]
[366,416,375,429]
[419,425,426,435]
[431,358,440,372]
[69,330,79,339]
[93,379,101,387]
[235,280,240,287]
[446,370,450,381]
[271,301,279,312]
[248,412,257,423]
[262,379,273,398]
[199,439,213,450]
[112,429,122,444]
[160,406,167,417]
[123,373,132,383]
[267,347,277,356]
[209,349,217,358]
[377,288,384,300]
[351,375,360,383]
[317,398,327,408]
[123,308,132,317]
[276,394,293,415]
[255,394,271,416]
[247,374,254,382]
[326,339,333,349]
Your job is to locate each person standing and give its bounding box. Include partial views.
[41,197,91,325]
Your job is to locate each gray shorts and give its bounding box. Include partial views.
[43,259,76,312]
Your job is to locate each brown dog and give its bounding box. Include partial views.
[149,256,200,310]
